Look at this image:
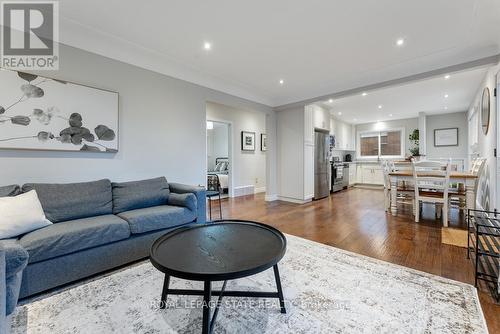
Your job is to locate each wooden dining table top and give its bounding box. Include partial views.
[388,170,477,179]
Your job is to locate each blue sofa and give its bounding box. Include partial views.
[0,177,205,322]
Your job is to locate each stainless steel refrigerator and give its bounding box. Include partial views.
[314,130,331,199]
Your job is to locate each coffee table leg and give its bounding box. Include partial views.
[160,274,170,309]
[273,264,286,314]
[202,280,212,334]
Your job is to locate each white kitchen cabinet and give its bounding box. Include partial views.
[311,105,330,131]
[358,164,384,185]
[331,118,355,150]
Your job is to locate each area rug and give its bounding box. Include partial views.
[11,235,488,334]
[442,228,469,248]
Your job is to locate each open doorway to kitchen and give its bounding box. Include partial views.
[206,120,231,199]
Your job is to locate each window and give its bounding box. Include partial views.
[358,129,404,158]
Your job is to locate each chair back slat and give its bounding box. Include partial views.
[412,159,451,200]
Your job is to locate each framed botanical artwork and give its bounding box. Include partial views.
[241,131,255,151]
[0,69,118,152]
[261,133,267,151]
[434,128,458,147]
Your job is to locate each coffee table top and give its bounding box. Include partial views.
[150,220,287,281]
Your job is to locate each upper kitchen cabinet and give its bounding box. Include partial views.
[309,104,331,132]
[330,117,355,150]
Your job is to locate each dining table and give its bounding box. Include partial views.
[388,171,478,216]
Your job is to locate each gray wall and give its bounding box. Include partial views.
[0,43,273,186]
[425,112,468,160]
[355,118,419,157]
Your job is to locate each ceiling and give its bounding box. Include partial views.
[316,66,489,124]
[55,0,500,106]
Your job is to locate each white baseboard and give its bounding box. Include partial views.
[277,196,312,204]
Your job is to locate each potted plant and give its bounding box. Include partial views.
[408,129,420,159]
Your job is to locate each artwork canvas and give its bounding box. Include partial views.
[241,131,255,151]
[434,128,458,147]
[0,69,118,152]
[261,133,267,151]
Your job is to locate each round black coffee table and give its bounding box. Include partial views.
[150,220,287,334]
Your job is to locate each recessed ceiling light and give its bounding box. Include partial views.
[338,112,342,116]
[353,118,357,121]
[203,42,211,50]
[396,38,405,46]
[328,99,333,103]
[444,94,449,98]
[279,79,284,85]
[444,74,450,80]
[378,105,383,109]
[389,114,393,117]
[444,106,448,110]
[362,92,367,96]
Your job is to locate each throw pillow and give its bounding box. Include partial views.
[0,190,52,239]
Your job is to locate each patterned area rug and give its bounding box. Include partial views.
[12,235,488,333]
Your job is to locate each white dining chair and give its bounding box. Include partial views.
[382,160,414,212]
[412,159,452,226]
[449,157,486,213]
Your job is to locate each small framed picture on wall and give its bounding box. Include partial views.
[241,131,256,151]
[261,134,267,151]
[434,128,458,147]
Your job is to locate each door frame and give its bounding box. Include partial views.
[206,117,234,198]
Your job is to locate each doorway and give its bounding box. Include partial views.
[207,120,231,199]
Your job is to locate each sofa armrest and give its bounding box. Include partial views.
[0,239,28,279]
[169,183,206,224]
[168,193,197,212]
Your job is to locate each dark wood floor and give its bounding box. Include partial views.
[208,187,500,333]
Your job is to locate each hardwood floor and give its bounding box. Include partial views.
[208,187,500,332]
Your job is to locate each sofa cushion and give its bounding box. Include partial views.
[0,239,29,278]
[112,177,170,214]
[22,179,113,223]
[117,205,195,234]
[0,184,21,197]
[19,215,130,263]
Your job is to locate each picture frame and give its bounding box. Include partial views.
[434,128,458,147]
[241,131,255,151]
[261,133,267,151]
[0,69,119,153]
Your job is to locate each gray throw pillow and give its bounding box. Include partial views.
[0,185,21,197]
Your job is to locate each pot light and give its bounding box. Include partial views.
[378,105,383,109]
[444,74,450,80]
[444,106,448,110]
[338,112,342,116]
[203,42,212,50]
[206,121,214,130]
[279,79,284,85]
[396,38,405,46]
[328,99,333,103]
[389,114,393,117]
[353,118,357,121]
[444,94,449,98]
[362,92,367,97]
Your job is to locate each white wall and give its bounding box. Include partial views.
[276,107,305,201]
[467,63,499,211]
[207,122,229,170]
[425,112,468,161]
[0,43,273,187]
[206,102,266,193]
[355,118,419,157]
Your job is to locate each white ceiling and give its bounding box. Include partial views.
[317,66,489,124]
[56,0,500,106]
